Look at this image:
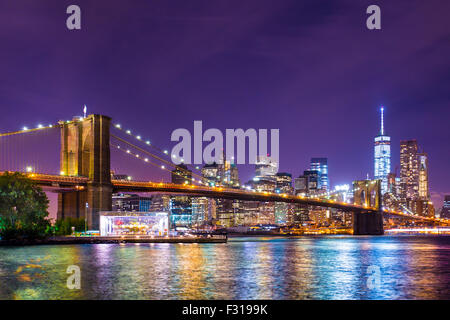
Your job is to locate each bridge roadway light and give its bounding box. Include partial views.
[37,124,43,128]
[23,126,28,131]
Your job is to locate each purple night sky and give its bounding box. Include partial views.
[0,0,449,213]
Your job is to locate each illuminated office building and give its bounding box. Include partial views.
[441,196,450,219]
[400,140,419,203]
[112,193,152,212]
[296,170,320,195]
[274,173,294,225]
[255,155,278,177]
[201,159,240,227]
[374,106,391,194]
[399,140,432,216]
[310,158,329,191]
[170,165,193,227]
[418,153,429,200]
[201,162,220,186]
[169,196,192,228]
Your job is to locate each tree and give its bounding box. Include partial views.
[0,172,50,240]
[54,217,86,235]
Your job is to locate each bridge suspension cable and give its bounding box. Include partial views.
[111,142,206,185]
[0,125,60,174]
[111,123,203,173]
[0,124,58,137]
[110,133,210,184]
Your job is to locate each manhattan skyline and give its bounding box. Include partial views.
[0,0,449,207]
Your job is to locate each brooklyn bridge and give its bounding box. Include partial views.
[1,114,448,234]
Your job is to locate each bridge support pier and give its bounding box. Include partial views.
[57,185,112,230]
[353,211,384,235]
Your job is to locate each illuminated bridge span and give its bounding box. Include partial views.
[1,114,449,234]
[1,171,448,225]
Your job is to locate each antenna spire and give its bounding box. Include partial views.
[380,106,384,135]
[83,105,87,118]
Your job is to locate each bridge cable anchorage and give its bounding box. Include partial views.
[110,134,216,185]
[111,123,204,174]
[111,142,205,185]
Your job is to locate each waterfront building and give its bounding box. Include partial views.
[112,193,152,212]
[169,196,192,228]
[441,195,450,219]
[275,173,294,225]
[310,158,329,191]
[374,106,391,194]
[309,208,331,227]
[192,197,210,227]
[170,164,193,227]
[149,194,170,212]
[99,211,169,236]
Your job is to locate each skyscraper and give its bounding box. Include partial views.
[374,106,391,194]
[400,140,419,202]
[274,173,294,225]
[255,155,278,177]
[310,158,328,191]
[399,140,432,216]
[418,153,429,200]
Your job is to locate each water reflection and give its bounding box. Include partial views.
[0,236,449,300]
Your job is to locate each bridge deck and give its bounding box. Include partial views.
[1,172,448,225]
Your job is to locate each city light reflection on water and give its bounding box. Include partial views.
[0,236,449,300]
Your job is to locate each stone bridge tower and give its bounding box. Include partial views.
[57,114,112,230]
[352,179,384,235]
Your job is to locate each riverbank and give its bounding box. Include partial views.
[0,235,227,246]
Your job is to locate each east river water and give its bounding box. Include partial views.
[0,235,449,299]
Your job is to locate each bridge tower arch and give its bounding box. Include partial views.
[352,179,384,235]
[57,114,112,230]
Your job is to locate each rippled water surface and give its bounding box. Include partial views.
[1,235,449,299]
